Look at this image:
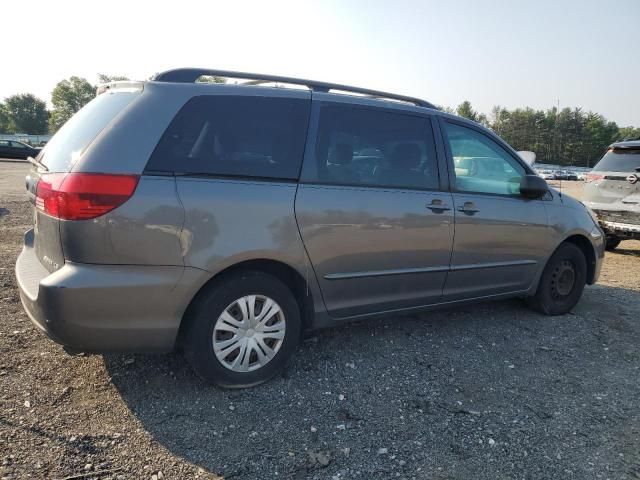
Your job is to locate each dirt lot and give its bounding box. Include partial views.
[1,162,639,480]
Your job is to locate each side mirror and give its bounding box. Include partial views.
[520,174,548,199]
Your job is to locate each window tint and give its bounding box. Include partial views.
[41,91,139,172]
[309,105,439,190]
[146,95,310,180]
[444,122,525,195]
[592,148,640,172]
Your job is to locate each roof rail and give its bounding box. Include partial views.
[152,68,437,109]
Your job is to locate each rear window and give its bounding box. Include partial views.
[146,95,310,180]
[40,91,139,172]
[593,148,640,172]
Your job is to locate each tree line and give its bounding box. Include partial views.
[450,101,639,167]
[1,75,638,167]
[0,74,226,137]
[0,74,129,136]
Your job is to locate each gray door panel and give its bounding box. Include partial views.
[296,184,454,317]
[176,177,308,271]
[444,193,549,300]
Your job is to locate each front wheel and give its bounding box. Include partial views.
[527,243,587,315]
[182,271,301,388]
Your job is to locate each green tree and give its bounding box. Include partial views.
[437,105,455,114]
[617,126,640,141]
[0,103,11,133]
[49,77,95,132]
[3,94,49,134]
[489,105,631,168]
[97,73,130,83]
[456,100,487,125]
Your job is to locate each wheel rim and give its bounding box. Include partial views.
[550,260,576,299]
[213,295,286,372]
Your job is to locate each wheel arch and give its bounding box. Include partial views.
[559,234,597,284]
[177,259,316,347]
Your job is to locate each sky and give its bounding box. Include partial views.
[4,0,639,126]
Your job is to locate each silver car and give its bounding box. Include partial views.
[583,140,640,250]
[16,68,604,387]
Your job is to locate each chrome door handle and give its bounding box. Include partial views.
[426,199,451,212]
[457,202,479,214]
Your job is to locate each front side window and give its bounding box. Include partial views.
[146,95,310,180]
[11,141,27,148]
[444,122,525,195]
[310,105,439,190]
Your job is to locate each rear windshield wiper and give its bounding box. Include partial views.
[28,156,48,172]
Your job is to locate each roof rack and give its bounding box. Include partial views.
[153,68,437,109]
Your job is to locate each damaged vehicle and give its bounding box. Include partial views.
[584,140,640,250]
[16,69,605,387]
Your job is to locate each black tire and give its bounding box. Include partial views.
[527,243,587,315]
[605,236,621,251]
[182,270,301,388]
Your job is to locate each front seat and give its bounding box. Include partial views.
[377,143,422,187]
[327,143,358,184]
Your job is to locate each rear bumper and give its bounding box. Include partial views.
[15,229,204,353]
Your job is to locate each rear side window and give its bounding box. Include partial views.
[307,105,439,190]
[41,91,139,172]
[146,95,310,180]
[592,148,640,172]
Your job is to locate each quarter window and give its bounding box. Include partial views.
[146,95,310,180]
[444,122,525,195]
[308,105,439,190]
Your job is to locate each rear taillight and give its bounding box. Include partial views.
[585,173,604,183]
[35,173,139,220]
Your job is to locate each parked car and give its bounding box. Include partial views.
[0,139,40,160]
[537,170,555,180]
[16,69,605,387]
[583,140,640,251]
[565,170,579,181]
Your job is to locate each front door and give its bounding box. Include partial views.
[296,100,454,318]
[440,119,550,301]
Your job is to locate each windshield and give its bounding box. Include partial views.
[592,149,640,172]
[40,91,139,172]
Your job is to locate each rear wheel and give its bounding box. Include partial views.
[527,243,587,315]
[605,236,621,251]
[183,271,301,388]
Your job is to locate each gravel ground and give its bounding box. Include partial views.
[1,163,639,480]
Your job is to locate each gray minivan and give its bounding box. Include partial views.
[16,69,604,387]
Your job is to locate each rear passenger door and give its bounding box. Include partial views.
[295,97,454,318]
[440,119,550,300]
